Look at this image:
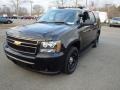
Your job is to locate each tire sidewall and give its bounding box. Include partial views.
[63,47,79,74]
[7,21,11,24]
[93,33,100,48]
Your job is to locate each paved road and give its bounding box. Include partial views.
[0,26,120,90]
[0,19,35,29]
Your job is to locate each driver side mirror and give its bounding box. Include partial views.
[77,14,83,25]
[82,21,94,26]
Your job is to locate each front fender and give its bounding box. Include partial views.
[58,26,83,52]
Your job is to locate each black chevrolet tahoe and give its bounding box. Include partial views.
[4,7,101,74]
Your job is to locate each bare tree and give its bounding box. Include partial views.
[53,0,84,7]
[22,0,33,16]
[0,7,2,15]
[89,1,96,10]
[11,0,19,15]
[98,5,120,18]
[51,0,65,7]
[53,0,60,7]
[19,7,28,16]
[30,0,33,16]
[60,0,64,6]
[10,0,26,15]
[33,5,44,16]
[72,0,79,6]
[118,6,120,10]
[2,6,11,16]
[73,0,83,7]
[86,0,88,7]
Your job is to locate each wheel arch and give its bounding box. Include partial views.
[66,39,81,53]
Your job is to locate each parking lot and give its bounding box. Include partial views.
[0,21,120,90]
[0,19,35,29]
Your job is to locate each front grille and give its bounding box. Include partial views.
[7,35,38,54]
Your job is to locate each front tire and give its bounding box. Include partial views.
[63,47,79,74]
[7,21,11,24]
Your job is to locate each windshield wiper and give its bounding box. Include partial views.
[52,21,70,25]
[37,21,49,23]
[37,21,72,25]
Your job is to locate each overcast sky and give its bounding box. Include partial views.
[0,0,120,10]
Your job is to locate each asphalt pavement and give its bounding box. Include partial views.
[0,26,120,90]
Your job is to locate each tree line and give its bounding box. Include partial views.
[98,5,120,19]
[0,0,44,16]
[0,0,119,18]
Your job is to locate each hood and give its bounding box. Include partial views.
[7,23,72,40]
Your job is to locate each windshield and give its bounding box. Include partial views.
[112,17,120,21]
[37,9,77,25]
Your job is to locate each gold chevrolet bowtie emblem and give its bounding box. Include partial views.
[14,41,22,46]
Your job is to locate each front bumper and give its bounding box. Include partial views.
[4,44,65,74]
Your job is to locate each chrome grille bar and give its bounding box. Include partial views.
[7,35,38,54]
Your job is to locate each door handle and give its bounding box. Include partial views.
[83,29,90,32]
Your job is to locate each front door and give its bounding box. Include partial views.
[79,25,91,48]
[79,11,93,48]
[88,12,98,42]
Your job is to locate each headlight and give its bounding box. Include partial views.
[40,41,61,53]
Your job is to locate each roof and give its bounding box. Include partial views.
[57,6,90,12]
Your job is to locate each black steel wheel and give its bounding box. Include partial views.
[63,47,79,74]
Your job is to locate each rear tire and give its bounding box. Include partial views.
[93,33,100,48]
[63,47,79,74]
